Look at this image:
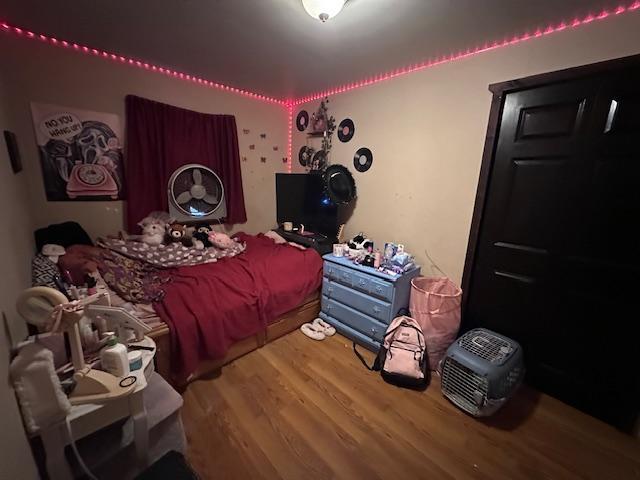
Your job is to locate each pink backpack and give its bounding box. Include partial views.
[354,315,430,389]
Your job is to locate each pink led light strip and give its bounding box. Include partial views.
[291,1,640,106]
[0,21,284,106]
[3,1,638,171]
[286,105,293,173]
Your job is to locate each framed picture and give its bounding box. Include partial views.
[30,102,126,201]
[3,130,22,173]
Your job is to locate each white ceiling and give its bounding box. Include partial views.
[1,0,621,100]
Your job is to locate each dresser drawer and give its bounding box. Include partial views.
[319,312,380,351]
[322,278,391,323]
[323,261,353,286]
[355,273,394,302]
[321,296,386,342]
[324,261,394,303]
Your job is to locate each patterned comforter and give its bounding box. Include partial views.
[98,238,245,268]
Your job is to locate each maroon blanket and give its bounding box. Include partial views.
[153,233,323,381]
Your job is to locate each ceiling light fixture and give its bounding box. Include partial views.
[302,0,346,22]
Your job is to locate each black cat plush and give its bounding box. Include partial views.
[192,224,213,249]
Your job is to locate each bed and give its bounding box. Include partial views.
[58,232,323,387]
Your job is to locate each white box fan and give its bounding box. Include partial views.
[441,328,524,417]
[168,163,226,222]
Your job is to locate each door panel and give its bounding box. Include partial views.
[465,69,640,430]
[516,100,585,140]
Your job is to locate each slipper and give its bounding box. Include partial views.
[313,318,336,336]
[300,323,326,341]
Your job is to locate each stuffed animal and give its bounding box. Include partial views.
[208,231,237,249]
[165,222,193,247]
[123,211,171,246]
[139,211,171,228]
[132,221,164,246]
[347,233,374,252]
[192,224,213,249]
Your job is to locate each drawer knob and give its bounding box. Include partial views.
[373,306,381,314]
[375,286,383,293]
[371,327,377,334]
[359,279,366,286]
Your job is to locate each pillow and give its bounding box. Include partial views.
[32,254,59,288]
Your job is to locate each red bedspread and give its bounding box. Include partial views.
[153,233,323,381]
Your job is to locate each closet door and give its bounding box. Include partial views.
[464,68,640,430]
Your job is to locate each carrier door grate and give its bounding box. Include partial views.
[441,358,489,415]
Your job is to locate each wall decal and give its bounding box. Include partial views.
[273,146,279,151]
[282,157,288,163]
[338,118,355,142]
[242,156,248,162]
[296,110,309,131]
[30,102,125,201]
[353,147,373,172]
[242,128,250,134]
[249,144,255,150]
[3,130,22,173]
[260,157,267,163]
[260,133,267,139]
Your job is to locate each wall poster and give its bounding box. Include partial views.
[30,102,125,201]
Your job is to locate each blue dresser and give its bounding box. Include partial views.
[320,254,421,351]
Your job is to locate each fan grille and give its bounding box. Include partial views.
[458,330,514,364]
[171,166,222,217]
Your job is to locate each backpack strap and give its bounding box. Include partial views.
[353,342,382,371]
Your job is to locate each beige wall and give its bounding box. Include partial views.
[0,78,39,478]
[0,34,288,240]
[293,13,640,284]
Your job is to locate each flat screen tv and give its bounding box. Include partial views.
[275,173,340,236]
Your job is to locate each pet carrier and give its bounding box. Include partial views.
[441,328,524,416]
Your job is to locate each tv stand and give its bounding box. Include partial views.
[275,228,336,256]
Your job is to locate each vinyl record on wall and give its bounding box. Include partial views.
[310,149,328,171]
[298,146,313,167]
[296,110,309,131]
[353,147,373,172]
[337,118,355,143]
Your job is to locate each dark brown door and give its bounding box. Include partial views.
[464,66,640,430]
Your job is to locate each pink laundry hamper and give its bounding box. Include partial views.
[409,277,462,371]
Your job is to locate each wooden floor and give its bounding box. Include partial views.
[182,332,640,480]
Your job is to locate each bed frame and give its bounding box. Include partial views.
[148,293,320,387]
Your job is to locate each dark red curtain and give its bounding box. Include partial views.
[124,95,247,232]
